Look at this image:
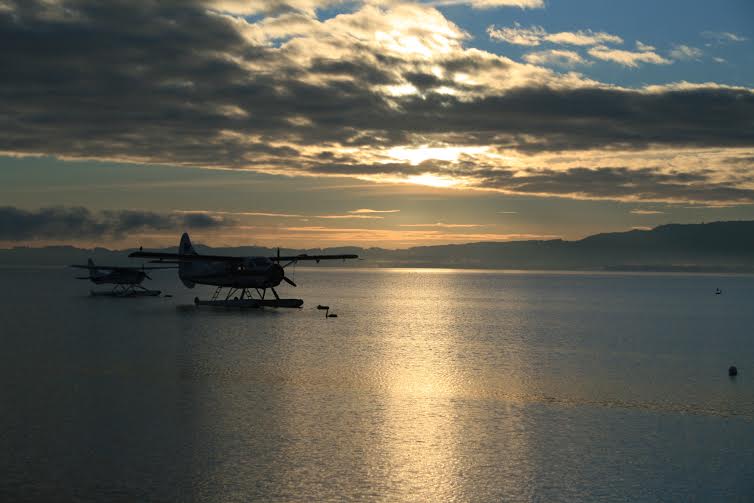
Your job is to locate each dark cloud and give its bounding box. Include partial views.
[0,206,230,241]
[1,2,751,156]
[182,212,230,228]
[469,166,754,204]
[309,58,395,85]
[390,86,754,152]
[0,0,753,204]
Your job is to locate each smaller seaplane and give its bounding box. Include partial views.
[129,233,358,308]
[70,258,175,297]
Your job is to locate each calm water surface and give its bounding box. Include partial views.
[1,267,753,502]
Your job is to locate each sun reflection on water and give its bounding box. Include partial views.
[371,271,465,500]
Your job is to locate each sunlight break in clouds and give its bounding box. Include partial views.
[386,145,491,165]
[406,174,463,188]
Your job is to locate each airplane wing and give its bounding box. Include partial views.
[271,254,359,262]
[70,264,176,270]
[128,251,244,262]
[129,251,358,263]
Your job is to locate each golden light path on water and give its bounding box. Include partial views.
[93,267,754,502]
[363,269,538,500]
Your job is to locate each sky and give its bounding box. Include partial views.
[0,0,753,249]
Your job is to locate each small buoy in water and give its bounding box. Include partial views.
[715,288,722,295]
[729,365,738,376]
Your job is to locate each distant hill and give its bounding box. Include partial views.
[3,221,754,272]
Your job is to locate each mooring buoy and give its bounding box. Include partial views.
[729,365,738,377]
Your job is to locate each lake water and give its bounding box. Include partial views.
[1,267,753,502]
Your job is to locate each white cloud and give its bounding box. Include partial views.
[523,49,589,68]
[399,222,486,228]
[432,0,544,8]
[588,45,671,67]
[546,30,622,46]
[630,209,664,215]
[701,31,747,44]
[209,0,344,16]
[349,208,401,213]
[669,44,703,61]
[635,41,655,52]
[488,23,623,46]
[487,23,545,46]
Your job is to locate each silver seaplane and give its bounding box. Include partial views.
[129,233,358,308]
[71,258,175,297]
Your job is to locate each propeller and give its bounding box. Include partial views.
[275,246,297,286]
[275,246,296,286]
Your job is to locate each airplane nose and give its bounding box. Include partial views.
[270,264,284,284]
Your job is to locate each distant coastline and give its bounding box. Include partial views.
[3,220,754,273]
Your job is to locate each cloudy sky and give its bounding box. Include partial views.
[1,0,753,248]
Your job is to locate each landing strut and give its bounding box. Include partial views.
[195,286,302,308]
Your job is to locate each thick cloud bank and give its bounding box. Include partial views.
[0,206,229,240]
[1,0,753,203]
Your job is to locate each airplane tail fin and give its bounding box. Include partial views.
[179,233,197,256]
[178,233,196,288]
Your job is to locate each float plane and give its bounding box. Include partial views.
[71,259,175,297]
[129,233,358,308]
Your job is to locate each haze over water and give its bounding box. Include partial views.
[1,267,753,502]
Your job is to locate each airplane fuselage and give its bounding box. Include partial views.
[179,258,285,289]
[90,270,147,285]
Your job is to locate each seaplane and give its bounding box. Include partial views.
[128,233,358,308]
[70,258,175,297]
